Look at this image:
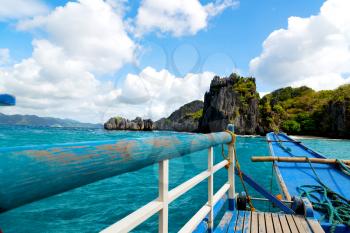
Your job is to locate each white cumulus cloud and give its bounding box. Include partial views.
[250,0,350,91]
[118,67,214,119]
[0,0,48,21]
[0,0,136,123]
[0,40,121,123]
[0,48,214,122]
[0,0,217,123]
[17,0,136,74]
[134,0,238,37]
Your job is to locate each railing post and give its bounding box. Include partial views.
[227,124,235,210]
[159,160,169,233]
[208,147,214,232]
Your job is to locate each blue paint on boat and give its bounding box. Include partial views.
[0,94,15,106]
[193,195,227,233]
[267,132,350,233]
[235,169,295,214]
[228,198,235,211]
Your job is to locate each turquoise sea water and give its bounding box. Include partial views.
[0,125,349,233]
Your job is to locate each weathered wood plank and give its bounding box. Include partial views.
[279,214,291,233]
[214,211,233,233]
[242,211,251,233]
[251,211,259,233]
[218,211,324,233]
[258,212,266,233]
[235,211,246,233]
[226,210,239,233]
[271,213,282,233]
[285,214,299,233]
[293,215,312,233]
[265,213,274,233]
[306,218,325,233]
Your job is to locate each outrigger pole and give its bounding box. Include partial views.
[251,156,350,165]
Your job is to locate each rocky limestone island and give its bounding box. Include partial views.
[104,73,350,138]
[104,116,153,131]
[154,100,203,132]
[199,74,259,134]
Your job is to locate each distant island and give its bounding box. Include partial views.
[105,73,350,139]
[0,113,100,128]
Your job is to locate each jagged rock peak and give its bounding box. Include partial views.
[199,73,259,134]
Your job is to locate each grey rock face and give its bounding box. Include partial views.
[154,100,204,132]
[104,117,117,130]
[325,98,350,138]
[143,119,153,131]
[199,74,259,134]
[104,117,154,131]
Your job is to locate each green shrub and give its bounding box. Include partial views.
[282,120,301,133]
[186,109,203,120]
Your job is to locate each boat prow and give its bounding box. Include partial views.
[266,132,350,233]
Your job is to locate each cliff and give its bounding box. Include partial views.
[154,100,203,132]
[324,98,350,138]
[199,74,259,134]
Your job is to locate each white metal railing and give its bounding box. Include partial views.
[101,142,235,233]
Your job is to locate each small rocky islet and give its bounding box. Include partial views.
[104,116,153,131]
[104,73,350,138]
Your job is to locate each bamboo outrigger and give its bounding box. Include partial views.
[251,156,350,165]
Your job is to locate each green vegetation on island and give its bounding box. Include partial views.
[259,84,350,138]
[186,109,203,120]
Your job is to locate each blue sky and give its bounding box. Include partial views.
[0,0,349,122]
[1,0,324,80]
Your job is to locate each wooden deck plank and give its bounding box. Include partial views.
[226,210,239,233]
[213,211,233,233]
[265,213,274,233]
[293,215,312,233]
[242,211,251,233]
[271,213,282,233]
[235,211,246,233]
[278,214,291,233]
[251,211,259,233]
[306,218,325,233]
[215,210,324,233]
[285,214,299,233]
[258,212,266,233]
